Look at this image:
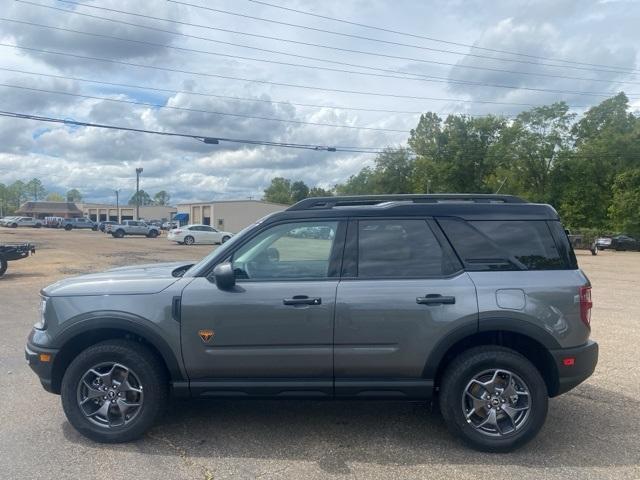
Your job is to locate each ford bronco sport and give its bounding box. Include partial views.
[25,194,598,451]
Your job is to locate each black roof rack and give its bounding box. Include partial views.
[287,194,527,211]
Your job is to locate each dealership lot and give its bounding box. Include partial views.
[1,228,639,480]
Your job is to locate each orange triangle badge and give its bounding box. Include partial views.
[198,329,215,343]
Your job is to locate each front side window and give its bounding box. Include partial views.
[357,219,454,278]
[231,221,339,280]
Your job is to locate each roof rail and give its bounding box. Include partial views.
[287,194,526,211]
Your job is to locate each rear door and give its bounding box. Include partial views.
[334,218,478,398]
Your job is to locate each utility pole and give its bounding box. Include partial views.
[115,189,120,223]
[135,168,143,220]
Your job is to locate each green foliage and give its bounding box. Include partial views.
[263,177,295,204]
[66,189,83,202]
[609,169,640,237]
[153,190,171,206]
[331,93,639,233]
[128,189,154,206]
[26,178,47,201]
[45,192,65,202]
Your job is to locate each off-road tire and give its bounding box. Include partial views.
[64,224,73,231]
[61,339,168,443]
[439,346,548,453]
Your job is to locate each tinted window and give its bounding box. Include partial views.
[439,219,566,270]
[231,221,339,280]
[357,219,454,277]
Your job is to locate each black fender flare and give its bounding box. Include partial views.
[423,318,561,379]
[53,312,186,382]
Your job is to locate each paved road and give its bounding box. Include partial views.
[1,229,639,479]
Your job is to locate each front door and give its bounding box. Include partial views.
[180,219,345,397]
[334,218,478,398]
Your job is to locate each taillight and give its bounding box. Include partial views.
[173,229,182,234]
[579,286,592,328]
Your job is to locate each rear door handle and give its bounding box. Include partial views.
[416,294,456,305]
[283,295,322,306]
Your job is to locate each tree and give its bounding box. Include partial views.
[9,180,27,209]
[128,190,153,206]
[290,181,310,203]
[264,177,293,204]
[308,186,333,197]
[66,189,83,202]
[410,114,505,194]
[609,169,640,237]
[26,178,46,201]
[45,192,65,202]
[336,148,414,195]
[154,190,171,206]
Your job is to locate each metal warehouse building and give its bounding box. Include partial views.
[176,200,287,233]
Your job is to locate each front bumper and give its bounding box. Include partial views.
[25,341,59,394]
[550,340,598,396]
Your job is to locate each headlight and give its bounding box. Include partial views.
[34,296,48,330]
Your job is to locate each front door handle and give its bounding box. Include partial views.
[416,294,456,305]
[283,295,322,306]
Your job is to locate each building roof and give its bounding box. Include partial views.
[176,199,288,207]
[16,201,84,215]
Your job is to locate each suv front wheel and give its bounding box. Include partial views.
[61,339,168,443]
[439,346,548,452]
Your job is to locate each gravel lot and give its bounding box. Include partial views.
[1,228,639,480]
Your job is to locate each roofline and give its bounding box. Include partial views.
[176,199,289,207]
[288,194,526,211]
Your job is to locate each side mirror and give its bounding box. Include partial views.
[212,262,235,290]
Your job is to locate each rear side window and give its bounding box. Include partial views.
[357,219,457,277]
[438,219,567,271]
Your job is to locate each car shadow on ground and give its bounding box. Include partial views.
[61,382,639,474]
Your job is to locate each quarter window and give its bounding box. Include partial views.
[357,219,454,278]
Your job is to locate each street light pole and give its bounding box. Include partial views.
[115,189,120,223]
[135,168,143,220]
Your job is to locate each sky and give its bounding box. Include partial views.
[0,0,639,204]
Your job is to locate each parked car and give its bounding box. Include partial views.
[611,234,640,251]
[25,194,598,452]
[0,242,35,276]
[98,221,118,232]
[162,221,178,230]
[595,236,612,250]
[110,220,160,238]
[0,216,19,226]
[63,218,98,231]
[6,216,42,228]
[44,216,65,228]
[167,224,233,245]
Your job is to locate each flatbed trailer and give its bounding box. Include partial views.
[0,243,36,276]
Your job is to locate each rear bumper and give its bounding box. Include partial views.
[550,340,598,396]
[25,341,59,394]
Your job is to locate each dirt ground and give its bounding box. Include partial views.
[1,227,639,480]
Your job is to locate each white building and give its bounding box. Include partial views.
[176,200,287,233]
[79,203,177,223]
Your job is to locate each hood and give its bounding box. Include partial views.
[42,261,195,297]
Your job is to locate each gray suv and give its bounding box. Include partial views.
[25,194,598,451]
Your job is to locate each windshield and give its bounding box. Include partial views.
[183,212,279,277]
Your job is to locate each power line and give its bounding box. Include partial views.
[246,0,640,74]
[168,0,640,76]
[5,17,634,98]
[18,0,640,87]
[0,110,386,153]
[0,83,410,133]
[0,67,519,117]
[0,43,595,107]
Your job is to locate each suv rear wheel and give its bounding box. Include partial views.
[439,346,548,452]
[61,339,168,443]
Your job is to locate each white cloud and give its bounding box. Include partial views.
[0,0,638,202]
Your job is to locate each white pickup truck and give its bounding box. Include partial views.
[110,220,160,238]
